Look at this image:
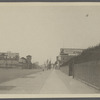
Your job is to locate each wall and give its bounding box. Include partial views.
[60,65,69,75]
[60,64,73,76]
[0,59,19,68]
[74,61,100,89]
[60,55,73,64]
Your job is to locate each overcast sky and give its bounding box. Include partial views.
[0,3,100,64]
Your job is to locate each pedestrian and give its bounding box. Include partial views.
[43,67,44,71]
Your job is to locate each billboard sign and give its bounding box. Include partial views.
[60,48,83,56]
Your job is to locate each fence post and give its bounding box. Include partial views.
[72,59,74,78]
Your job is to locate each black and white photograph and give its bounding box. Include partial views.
[0,3,100,96]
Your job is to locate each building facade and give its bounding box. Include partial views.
[0,51,19,68]
[26,55,32,69]
[57,48,84,66]
[0,51,19,60]
[57,48,84,75]
[60,48,83,56]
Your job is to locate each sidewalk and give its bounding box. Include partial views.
[56,70,99,94]
[40,69,99,94]
[39,69,71,94]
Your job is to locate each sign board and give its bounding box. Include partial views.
[60,48,83,56]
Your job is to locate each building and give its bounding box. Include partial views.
[59,48,84,65]
[0,51,19,68]
[6,51,19,60]
[19,57,27,69]
[0,51,19,60]
[26,55,32,63]
[26,55,32,69]
[19,55,33,69]
[60,48,83,56]
[19,57,27,64]
[32,62,40,69]
[57,48,84,76]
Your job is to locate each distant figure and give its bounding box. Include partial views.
[43,67,45,71]
[86,14,89,17]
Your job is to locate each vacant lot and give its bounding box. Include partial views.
[0,68,42,84]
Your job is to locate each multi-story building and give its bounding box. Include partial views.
[19,55,33,69]
[26,55,32,63]
[0,51,19,60]
[6,51,19,60]
[60,48,83,56]
[19,57,27,64]
[57,48,84,66]
[0,51,19,68]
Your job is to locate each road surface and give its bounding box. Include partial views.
[0,69,99,94]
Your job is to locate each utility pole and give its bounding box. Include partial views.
[5,55,7,69]
[72,59,74,78]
